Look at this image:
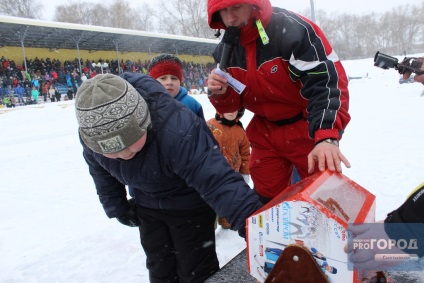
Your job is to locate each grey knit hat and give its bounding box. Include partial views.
[75,74,151,154]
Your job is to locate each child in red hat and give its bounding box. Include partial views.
[149,54,205,120]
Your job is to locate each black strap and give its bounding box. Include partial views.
[272,112,304,126]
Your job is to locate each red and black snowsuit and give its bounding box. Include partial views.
[208,0,351,199]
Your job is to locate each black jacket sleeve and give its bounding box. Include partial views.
[385,182,424,224]
[384,182,424,257]
[82,142,130,218]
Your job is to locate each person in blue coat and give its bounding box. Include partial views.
[75,73,262,283]
[148,53,205,120]
[14,84,24,104]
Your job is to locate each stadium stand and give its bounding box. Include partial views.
[0,16,218,107]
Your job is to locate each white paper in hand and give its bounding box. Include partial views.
[215,66,246,95]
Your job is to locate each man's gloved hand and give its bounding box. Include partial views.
[398,57,424,76]
[116,198,140,227]
[242,174,250,184]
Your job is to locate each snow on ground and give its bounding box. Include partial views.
[0,54,423,282]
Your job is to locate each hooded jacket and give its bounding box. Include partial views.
[79,73,262,232]
[207,114,250,174]
[207,0,350,143]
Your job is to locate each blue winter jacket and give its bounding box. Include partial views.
[175,86,205,120]
[80,73,262,232]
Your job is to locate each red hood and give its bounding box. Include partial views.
[208,0,272,31]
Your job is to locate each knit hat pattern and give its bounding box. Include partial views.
[148,54,183,82]
[75,74,151,154]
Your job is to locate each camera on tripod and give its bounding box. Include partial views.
[374,51,424,75]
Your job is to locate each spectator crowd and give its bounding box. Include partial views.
[0,55,214,108]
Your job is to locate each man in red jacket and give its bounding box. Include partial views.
[207,0,351,203]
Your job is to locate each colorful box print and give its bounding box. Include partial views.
[247,170,376,283]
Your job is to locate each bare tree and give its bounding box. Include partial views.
[109,0,134,29]
[389,5,422,54]
[88,3,111,27]
[355,14,379,57]
[416,2,424,46]
[54,0,155,31]
[133,5,156,32]
[54,1,95,25]
[108,0,156,31]
[0,0,43,19]
[156,0,214,38]
[314,2,424,59]
[388,7,411,53]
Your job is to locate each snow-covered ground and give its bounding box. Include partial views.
[1,54,423,282]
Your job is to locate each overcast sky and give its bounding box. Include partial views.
[41,0,421,22]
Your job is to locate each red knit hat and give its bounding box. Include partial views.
[148,54,183,82]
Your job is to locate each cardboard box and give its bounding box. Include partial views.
[247,170,376,283]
